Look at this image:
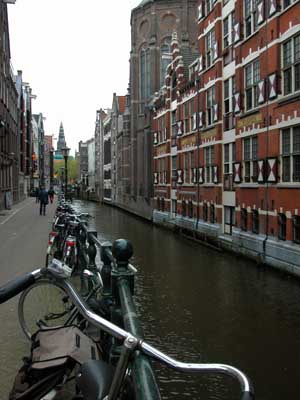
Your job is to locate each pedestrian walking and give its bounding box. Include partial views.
[38,187,49,216]
[48,187,55,204]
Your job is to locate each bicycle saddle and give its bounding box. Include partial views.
[77,359,115,400]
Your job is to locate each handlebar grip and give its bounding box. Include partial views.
[241,391,255,400]
[0,273,35,304]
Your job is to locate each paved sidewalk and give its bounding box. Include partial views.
[0,196,58,398]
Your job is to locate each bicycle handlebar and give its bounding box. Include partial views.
[0,267,255,399]
[0,269,40,304]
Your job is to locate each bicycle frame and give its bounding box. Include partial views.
[37,265,254,400]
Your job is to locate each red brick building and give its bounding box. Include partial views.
[153,0,300,273]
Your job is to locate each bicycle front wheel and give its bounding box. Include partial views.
[18,279,75,340]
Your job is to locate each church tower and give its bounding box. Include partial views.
[55,122,67,157]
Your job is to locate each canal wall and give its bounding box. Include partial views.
[153,210,300,278]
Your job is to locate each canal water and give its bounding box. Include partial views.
[1,199,300,399]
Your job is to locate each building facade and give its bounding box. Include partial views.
[116,0,198,219]
[0,1,19,209]
[153,0,300,273]
[94,109,107,202]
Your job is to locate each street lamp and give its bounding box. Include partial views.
[61,147,70,198]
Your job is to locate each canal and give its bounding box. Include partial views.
[1,199,300,399]
[79,201,300,400]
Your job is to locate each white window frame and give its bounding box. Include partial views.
[205,146,214,183]
[245,59,260,111]
[243,136,258,182]
[205,29,215,69]
[223,12,235,49]
[282,33,300,96]
[244,0,260,38]
[206,85,215,126]
[281,126,300,183]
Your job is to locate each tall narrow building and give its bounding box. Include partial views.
[55,122,67,157]
[115,0,198,219]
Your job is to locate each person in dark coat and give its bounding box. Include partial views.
[35,187,40,203]
[38,187,49,216]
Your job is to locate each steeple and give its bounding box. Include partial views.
[55,122,67,156]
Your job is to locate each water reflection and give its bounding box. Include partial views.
[1,199,300,400]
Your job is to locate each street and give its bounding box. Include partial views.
[0,197,56,398]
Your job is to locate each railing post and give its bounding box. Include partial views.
[100,241,113,296]
[111,239,161,400]
[87,230,98,272]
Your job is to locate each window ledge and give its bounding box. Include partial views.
[277,92,300,106]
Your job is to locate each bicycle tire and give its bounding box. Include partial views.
[18,279,75,340]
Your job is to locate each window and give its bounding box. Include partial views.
[206,29,215,68]
[203,203,208,221]
[224,206,236,235]
[278,213,287,240]
[241,208,248,231]
[161,38,172,87]
[281,126,300,182]
[244,0,260,38]
[245,59,260,110]
[224,76,236,130]
[223,12,235,49]
[224,142,236,190]
[183,102,189,133]
[182,200,187,217]
[243,136,258,182]
[188,200,193,218]
[172,156,177,185]
[171,111,177,139]
[172,199,177,217]
[252,209,259,234]
[206,0,214,14]
[293,215,300,243]
[205,146,214,183]
[206,86,215,126]
[140,48,151,102]
[210,204,215,223]
[282,34,300,95]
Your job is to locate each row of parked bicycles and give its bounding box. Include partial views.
[0,196,255,400]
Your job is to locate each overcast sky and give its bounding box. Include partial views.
[8,0,140,156]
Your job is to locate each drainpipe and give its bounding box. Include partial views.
[196,77,201,231]
[262,12,270,263]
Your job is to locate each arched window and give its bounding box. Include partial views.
[140,48,151,101]
[161,38,172,87]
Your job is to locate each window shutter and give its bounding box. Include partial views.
[233,22,240,43]
[234,92,241,114]
[177,169,184,184]
[267,158,278,182]
[269,73,277,99]
[213,104,218,122]
[257,160,265,182]
[198,167,204,184]
[177,120,183,136]
[153,132,158,145]
[198,2,204,20]
[192,168,197,184]
[257,1,264,24]
[269,0,277,16]
[213,42,218,61]
[258,79,265,104]
[198,111,203,128]
[192,113,197,130]
[198,55,203,73]
[234,162,242,183]
[213,166,219,183]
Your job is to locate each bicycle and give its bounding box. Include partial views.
[0,260,255,400]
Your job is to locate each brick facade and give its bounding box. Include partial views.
[153,0,300,273]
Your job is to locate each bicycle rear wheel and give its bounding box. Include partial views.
[18,279,75,341]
